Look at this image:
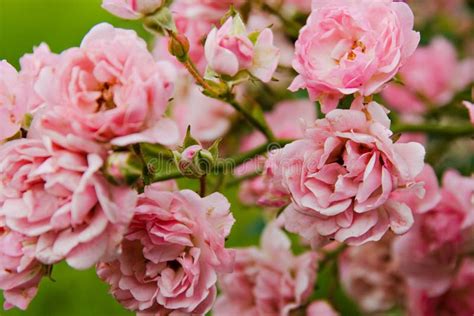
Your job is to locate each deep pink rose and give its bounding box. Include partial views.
[0,228,45,310]
[18,43,59,113]
[237,100,316,206]
[35,23,179,147]
[102,0,165,19]
[382,37,474,114]
[392,170,474,296]
[339,234,404,313]
[214,224,318,316]
[407,258,474,316]
[265,98,425,246]
[0,138,137,269]
[97,184,235,314]
[205,16,280,82]
[0,61,27,142]
[290,0,420,113]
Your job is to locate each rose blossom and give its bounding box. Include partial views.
[382,37,474,114]
[0,60,27,142]
[0,227,45,310]
[205,15,280,82]
[102,0,165,19]
[264,98,425,246]
[392,170,474,296]
[0,138,138,269]
[407,258,474,316]
[214,223,318,316]
[35,23,179,147]
[289,0,420,113]
[97,184,235,315]
[18,43,59,113]
[237,100,316,206]
[339,234,404,313]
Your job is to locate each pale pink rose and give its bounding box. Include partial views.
[265,98,425,246]
[97,184,235,314]
[238,100,316,206]
[392,170,474,296]
[35,23,179,147]
[339,234,404,313]
[214,224,318,316]
[382,37,474,113]
[464,101,474,124]
[0,228,45,310]
[0,60,27,142]
[306,301,339,316]
[0,138,137,269]
[290,0,420,113]
[102,0,164,19]
[407,258,474,316]
[18,43,59,113]
[205,16,280,82]
[172,85,235,143]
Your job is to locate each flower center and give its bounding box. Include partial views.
[96,83,116,112]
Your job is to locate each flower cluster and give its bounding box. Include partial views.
[1,0,473,314]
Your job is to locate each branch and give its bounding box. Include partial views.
[151,139,292,182]
[392,123,474,137]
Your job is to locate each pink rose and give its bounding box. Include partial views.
[306,301,339,316]
[35,23,179,147]
[265,98,425,246]
[102,0,165,19]
[172,85,235,143]
[18,43,59,113]
[214,224,317,316]
[97,184,235,314]
[382,37,474,114]
[339,234,404,313]
[407,258,474,316]
[290,0,419,113]
[0,138,137,269]
[237,100,316,206]
[392,170,474,296]
[205,16,280,82]
[0,60,27,142]
[0,228,45,310]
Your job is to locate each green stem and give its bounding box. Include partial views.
[199,175,207,197]
[152,139,292,182]
[392,123,474,137]
[221,95,275,141]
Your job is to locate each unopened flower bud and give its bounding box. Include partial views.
[173,145,215,178]
[105,152,143,185]
[168,34,190,62]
